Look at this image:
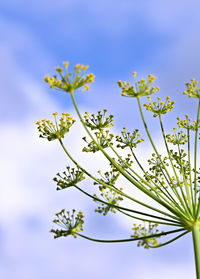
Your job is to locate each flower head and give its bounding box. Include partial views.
[53,166,85,190]
[51,209,84,238]
[82,130,114,153]
[131,223,162,249]
[116,128,144,149]
[44,62,95,93]
[177,115,200,131]
[144,96,174,117]
[118,73,159,98]
[94,187,123,216]
[184,78,200,98]
[36,112,75,141]
[84,109,114,130]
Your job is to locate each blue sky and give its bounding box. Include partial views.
[1,0,200,278]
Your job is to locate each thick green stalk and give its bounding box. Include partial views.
[192,224,200,279]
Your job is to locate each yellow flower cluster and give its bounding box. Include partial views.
[36,112,76,141]
[166,129,188,145]
[84,109,114,130]
[53,166,85,190]
[94,187,123,215]
[116,127,144,149]
[144,96,174,117]
[184,78,200,98]
[131,223,161,249]
[44,62,95,93]
[177,115,200,131]
[51,209,84,238]
[118,72,159,98]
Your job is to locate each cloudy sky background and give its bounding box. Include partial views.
[1,0,200,278]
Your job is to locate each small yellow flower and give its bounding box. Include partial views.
[132,72,137,79]
[84,85,90,91]
[44,75,50,82]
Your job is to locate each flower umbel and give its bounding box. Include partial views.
[177,115,200,131]
[144,96,174,117]
[116,128,144,149]
[44,62,95,93]
[51,209,84,238]
[84,110,114,130]
[184,79,200,98]
[36,112,75,141]
[94,187,123,216]
[53,166,85,190]
[82,130,114,153]
[131,223,162,249]
[166,128,188,145]
[118,72,159,98]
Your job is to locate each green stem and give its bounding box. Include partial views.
[138,97,189,215]
[70,92,188,220]
[192,224,200,279]
[75,185,181,225]
[187,128,194,208]
[116,209,182,226]
[100,129,179,208]
[194,100,200,208]
[149,230,189,248]
[159,115,187,205]
[76,228,186,243]
[130,144,182,211]
[196,200,200,220]
[177,142,193,214]
[59,139,180,220]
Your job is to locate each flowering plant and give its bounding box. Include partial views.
[37,62,200,278]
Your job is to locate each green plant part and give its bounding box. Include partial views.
[116,128,144,149]
[84,110,114,130]
[53,166,85,190]
[169,149,190,176]
[184,79,200,99]
[36,112,76,141]
[131,223,161,249]
[144,96,174,117]
[93,187,123,215]
[82,130,114,153]
[44,62,95,92]
[166,128,188,145]
[110,154,133,171]
[118,72,160,98]
[37,62,200,279]
[51,209,84,238]
[93,169,120,187]
[177,114,200,131]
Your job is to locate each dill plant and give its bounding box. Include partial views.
[36,62,200,278]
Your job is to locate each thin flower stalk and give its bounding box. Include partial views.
[137,97,191,215]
